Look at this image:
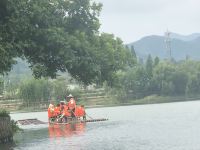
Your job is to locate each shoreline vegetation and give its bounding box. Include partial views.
[7,95,200,114]
[3,58,200,116]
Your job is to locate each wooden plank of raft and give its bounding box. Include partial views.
[50,118,108,125]
[17,119,46,125]
[84,118,108,122]
[17,118,108,125]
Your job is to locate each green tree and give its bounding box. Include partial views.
[93,34,134,86]
[119,65,149,98]
[19,79,52,106]
[52,78,69,101]
[171,70,188,95]
[145,54,153,78]
[161,81,175,95]
[0,77,4,94]
[0,0,134,85]
[152,61,176,95]
[154,56,160,67]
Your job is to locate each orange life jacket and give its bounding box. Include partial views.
[63,105,71,117]
[48,107,54,118]
[75,106,85,117]
[54,106,61,116]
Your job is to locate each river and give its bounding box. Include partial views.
[1,100,200,150]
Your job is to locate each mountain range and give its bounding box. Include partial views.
[128,32,200,60]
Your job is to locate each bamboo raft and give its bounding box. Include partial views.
[17,118,46,125]
[17,118,108,126]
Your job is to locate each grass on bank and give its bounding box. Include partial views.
[124,94,200,105]
[79,94,200,108]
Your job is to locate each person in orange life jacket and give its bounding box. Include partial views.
[48,101,55,122]
[60,101,67,116]
[75,105,86,120]
[60,101,65,111]
[63,104,70,116]
[63,104,71,123]
[54,103,61,117]
[67,94,76,118]
[58,101,71,123]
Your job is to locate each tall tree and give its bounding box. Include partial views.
[0,77,4,94]
[145,54,153,78]
[0,0,134,85]
[154,56,160,67]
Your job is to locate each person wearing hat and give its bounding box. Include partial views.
[67,94,76,118]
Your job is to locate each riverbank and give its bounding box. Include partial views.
[125,95,200,105]
[7,95,200,113]
[84,95,200,109]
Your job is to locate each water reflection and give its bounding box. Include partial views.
[48,123,85,138]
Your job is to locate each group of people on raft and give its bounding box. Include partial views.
[48,94,86,123]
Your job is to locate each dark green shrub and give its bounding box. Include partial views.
[0,110,10,117]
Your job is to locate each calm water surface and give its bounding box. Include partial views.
[2,101,200,150]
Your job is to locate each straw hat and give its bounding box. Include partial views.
[67,94,73,98]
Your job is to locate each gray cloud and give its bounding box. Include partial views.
[95,0,200,43]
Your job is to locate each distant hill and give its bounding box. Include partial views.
[128,33,200,60]
[170,33,200,41]
[5,58,32,81]
[7,58,71,81]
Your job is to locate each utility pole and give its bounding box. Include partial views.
[165,30,172,60]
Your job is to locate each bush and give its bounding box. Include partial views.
[0,110,22,134]
[0,110,10,117]
[11,120,23,134]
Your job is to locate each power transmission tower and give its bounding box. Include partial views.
[165,30,172,60]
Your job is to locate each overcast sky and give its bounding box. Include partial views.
[95,0,200,44]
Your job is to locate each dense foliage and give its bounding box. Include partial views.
[0,0,134,85]
[1,0,200,104]
[18,77,83,105]
[0,109,10,117]
[111,52,200,101]
[3,56,200,104]
[0,77,3,94]
[19,79,51,103]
